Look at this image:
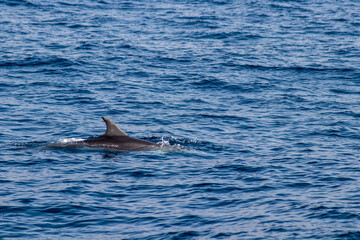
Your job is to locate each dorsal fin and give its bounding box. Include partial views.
[102,117,128,137]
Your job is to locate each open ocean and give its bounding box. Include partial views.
[1,0,360,239]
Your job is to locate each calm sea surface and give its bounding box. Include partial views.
[1,0,360,239]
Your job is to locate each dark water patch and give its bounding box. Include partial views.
[337,231,360,239]
[199,114,249,122]
[105,169,156,178]
[68,23,99,29]
[188,182,243,195]
[319,176,354,183]
[155,230,202,240]
[306,127,359,140]
[40,204,91,215]
[1,0,36,7]
[308,209,360,220]
[195,31,262,40]
[231,64,356,73]
[75,41,100,50]
[156,55,193,64]
[0,56,77,68]
[330,89,360,95]
[0,179,12,184]
[0,206,25,214]
[285,182,312,189]
[243,185,276,193]
[213,164,264,173]
[189,77,273,94]
[88,191,128,199]
[191,77,227,89]
[174,214,217,226]
[209,199,247,208]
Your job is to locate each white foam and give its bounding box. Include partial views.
[57,138,84,144]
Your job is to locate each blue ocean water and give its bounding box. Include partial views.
[1,0,360,239]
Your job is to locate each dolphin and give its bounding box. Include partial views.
[80,117,158,151]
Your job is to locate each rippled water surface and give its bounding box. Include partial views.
[1,0,360,239]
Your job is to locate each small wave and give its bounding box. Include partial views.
[194,31,262,40]
[233,63,356,72]
[307,209,359,220]
[1,0,36,7]
[337,231,360,239]
[192,77,227,89]
[330,89,360,95]
[213,164,264,173]
[0,56,77,68]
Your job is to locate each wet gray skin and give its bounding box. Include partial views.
[82,117,158,151]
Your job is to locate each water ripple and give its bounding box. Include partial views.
[1,0,359,239]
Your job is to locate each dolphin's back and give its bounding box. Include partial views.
[81,117,157,151]
[83,135,156,151]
